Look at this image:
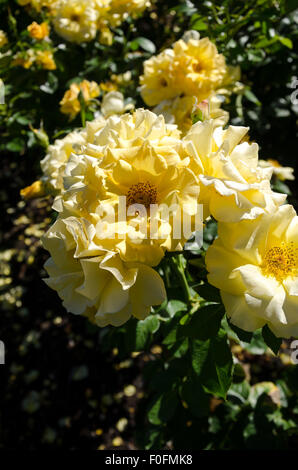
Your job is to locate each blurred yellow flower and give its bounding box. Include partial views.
[183,120,286,222]
[99,26,113,45]
[0,30,8,48]
[20,180,45,200]
[42,217,166,327]
[100,81,118,93]
[27,21,50,40]
[12,49,36,69]
[140,33,228,106]
[35,50,56,70]
[17,0,57,11]
[259,159,295,182]
[52,0,100,43]
[206,204,298,338]
[107,0,150,26]
[60,80,100,119]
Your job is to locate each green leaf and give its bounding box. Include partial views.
[262,325,282,355]
[191,330,233,399]
[244,89,261,106]
[195,284,221,303]
[134,37,156,54]
[166,299,187,318]
[191,19,207,31]
[191,339,211,376]
[148,390,178,425]
[180,377,209,417]
[135,315,160,351]
[184,304,225,340]
[277,36,293,49]
[228,320,253,343]
[7,138,25,152]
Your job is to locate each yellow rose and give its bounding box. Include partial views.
[140,34,227,106]
[60,83,82,119]
[206,204,298,338]
[12,49,36,69]
[27,22,50,40]
[20,180,45,200]
[35,50,56,70]
[183,119,286,222]
[0,30,8,48]
[52,109,201,267]
[80,79,100,102]
[42,217,166,327]
[60,80,100,119]
[106,0,150,26]
[153,93,229,135]
[99,26,113,45]
[52,0,100,43]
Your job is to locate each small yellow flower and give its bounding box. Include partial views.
[35,50,56,70]
[60,80,100,120]
[206,204,298,338]
[80,79,100,102]
[20,180,45,200]
[27,22,50,40]
[100,81,118,93]
[0,30,8,48]
[259,159,295,182]
[99,26,113,45]
[12,49,36,69]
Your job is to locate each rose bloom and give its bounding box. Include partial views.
[106,0,150,26]
[42,217,166,327]
[52,0,100,43]
[60,80,100,119]
[183,119,285,222]
[12,49,36,69]
[140,33,228,106]
[153,93,229,135]
[0,30,8,48]
[52,109,200,267]
[27,21,50,40]
[206,204,298,338]
[35,50,56,70]
[20,180,45,200]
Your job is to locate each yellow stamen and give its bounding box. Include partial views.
[262,242,297,282]
[127,181,158,208]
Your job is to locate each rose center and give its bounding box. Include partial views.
[192,61,202,73]
[127,181,158,209]
[70,14,80,22]
[262,242,297,281]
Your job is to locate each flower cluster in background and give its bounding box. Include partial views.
[17,0,151,44]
